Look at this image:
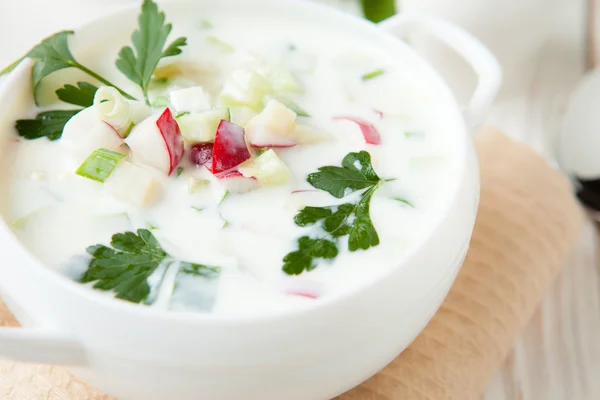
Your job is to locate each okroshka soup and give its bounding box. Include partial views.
[1,0,461,316]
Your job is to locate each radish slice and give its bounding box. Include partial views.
[217,171,258,194]
[248,129,297,149]
[190,143,214,168]
[286,290,319,299]
[125,108,184,175]
[211,120,252,175]
[333,116,381,145]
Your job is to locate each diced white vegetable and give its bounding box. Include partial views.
[246,99,297,145]
[239,149,292,186]
[215,171,259,194]
[291,124,331,144]
[177,108,230,144]
[188,177,210,194]
[260,63,302,93]
[219,69,271,110]
[61,107,123,164]
[169,86,212,113]
[229,106,257,127]
[94,87,134,137]
[105,162,162,208]
[125,109,184,175]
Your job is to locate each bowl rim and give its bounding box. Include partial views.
[0,0,470,326]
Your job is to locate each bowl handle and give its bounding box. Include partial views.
[0,327,87,365]
[378,13,502,133]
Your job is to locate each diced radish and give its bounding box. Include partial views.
[105,162,162,207]
[246,99,298,148]
[177,108,229,144]
[239,149,292,186]
[125,108,184,175]
[190,143,213,168]
[216,171,258,194]
[169,86,212,113]
[211,120,251,175]
[61,107,123,164]
[248,130,297,149]
[333,116,381,145]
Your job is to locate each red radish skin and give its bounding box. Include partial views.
[212,120,252,175]
[156,108,185,175]
[250,140,296,149]
[102,121,125,141]
[286,290,319,299]
[373,109,384,119]
[333,116,381,145]
[218,171,258,193]
[291,189,319,194]
[190,143,214,168]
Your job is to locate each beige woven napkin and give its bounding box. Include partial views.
[0,129,585,400]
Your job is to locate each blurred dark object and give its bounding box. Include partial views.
[576,178,600,210]
[361,0,396,23]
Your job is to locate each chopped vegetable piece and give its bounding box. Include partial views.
[61,107,124,163]
[260,63,302,92]
[175,167,184,177]
[219,68,271,110]
[125,108,184,175]
[246,99,297,147]
[56,82,98,107]
[94,86,135,137]
[361,0,397,23]
[206,36,235,53]
[239,149,292,186]
[361,68,385,81]
[115,0,187,105]
[15,110,80,141]
[75,148,126,183]
[263,95,310,117]
[105,161,162,207]
[229,106,257,127]
[188,177,210,193]
[190,143,214,168]
[178,108,229,144]
[152,96,170,108]
[394,197,414,207]
[333,116,381,145]
[283,236,338,275]
[211,120,251,175]
[81,229,220,303]
[169,86,211,113]
[216,171,258,194]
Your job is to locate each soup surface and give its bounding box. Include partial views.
[2,1,460,315]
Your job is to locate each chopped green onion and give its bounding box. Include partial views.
[219,190,230,205]
[206,36,235,53]
[148,223,159,230]
[176,167,184,177]
[175,112,190,119]
[405,131,425,139]
[394,197,414,208]
[76,148,126,183]
[362,69,386,81]
[151,96,170,108]
[199,20,214,29]
[192,206,204,213]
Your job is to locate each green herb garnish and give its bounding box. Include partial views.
[394,197,414,207]
[175,167,184,177]
[116,0,187,105]
[361,0,396,23]
[81,229,220,303]
[55,81,98,107]
[283,151,385,275]
[206,36,235,53]
[361,68,385,81]
[75,148,126,183]
[15,110,80,141]
[2,31,134,103]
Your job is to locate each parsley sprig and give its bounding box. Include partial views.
[2,31,134,103]
[81,229,220,303]
[116,0,187,105]
[283,151,384,275]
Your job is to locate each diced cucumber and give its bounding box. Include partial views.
[263,95,310,117]
[76,148,126,183]
[105,162,162,208]
[169,86,212,113]
[219,69,271,110]
[177,108,230,144]
[239,149,292,186]
[260,63,302,93]
[229,106,257,127]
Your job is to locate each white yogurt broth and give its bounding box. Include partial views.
[3,6,461,315]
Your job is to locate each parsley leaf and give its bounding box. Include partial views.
[116,0,187,105]
[283,151,385,275]
[81,229,220,303]
[283,236,338,275]
[3,31,134,103]
[307,151,380,198]
[15,110,80,141]
[55,82,98,107]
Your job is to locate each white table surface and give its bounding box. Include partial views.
[0,1,598,399]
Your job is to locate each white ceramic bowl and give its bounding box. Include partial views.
[0,2,500,399]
